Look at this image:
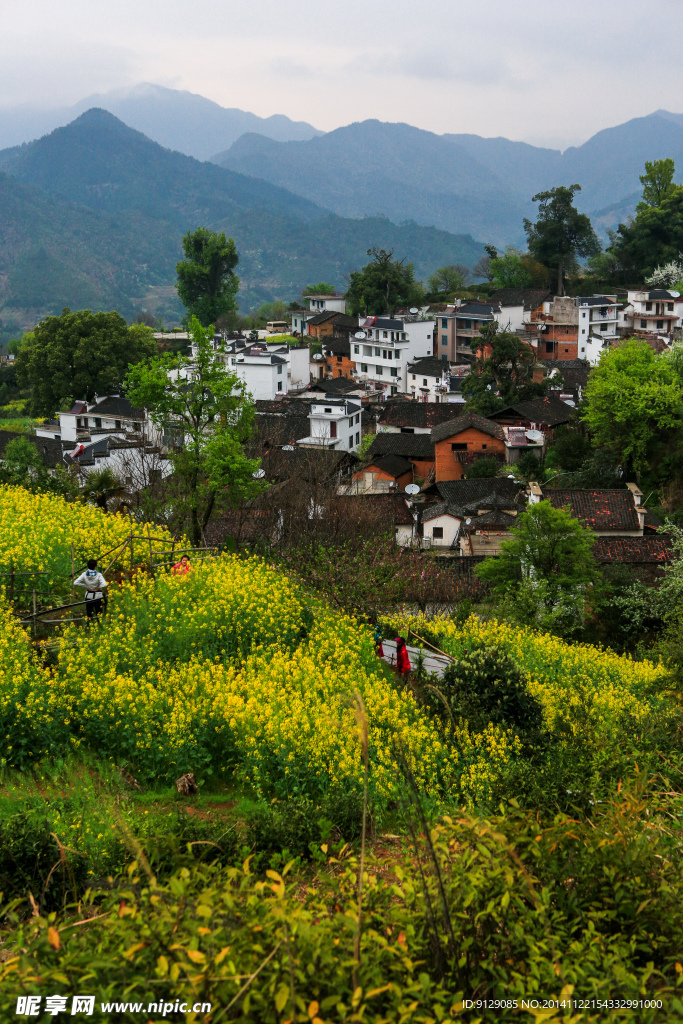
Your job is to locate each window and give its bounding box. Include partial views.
[482,444,487,450]
[375,347,380,356]
[324,407,332,413]
[432,527,443,540]
[376,365,383,375]
[355,413,360,424]
[363,345,371,356]
[395,349,400,359]
[76,418,81,427]
[640,320,647,328]
[441,318,448,328]
[412,374,416,380]
[600,323,607,331]
[401,332,406,340]
[337,370,343,377]
[391,366,398,376]
[336,355,343,362]
[657,320,664,330]
[564,348,569,353]
[82,417,88,427]
[349,437,353,448]
[545,341,554,353]
[354,344,360,354]
[646,302,652,311]
[581,328,586,335]
[423,379,428,386]
[356,432,360,444]
[115,420,121,430]
[277,364,283,373]
[361,363,368,373]
[383,331,388,338]
[277,381,283,391]
[668,303,674,312]
[330,421,337,438]
[451,443,467,451]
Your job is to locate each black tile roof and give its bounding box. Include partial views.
[455,302,499,319]
[543,488,640,532]
[434,477,523,506]
[306,378,361,395]
[489,397,573,427]
[90,396,145,419]
[378,401,462,430]
[540,359,592,389]
[407,357,449,377]
[431,412,506,443]
[576,296,617,307]
[324,336,351,356]
[306,311,338,326]
[592,536,671,563]
[364,453,413,477]
[364,317,404,330]
[0,431,64,469]
[646,289,679,300]
[369,432,434,459]
[471,509,517,529]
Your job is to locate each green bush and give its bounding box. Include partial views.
[2,789,682,1021]
[465,456,500,478]
[439,644,544,742]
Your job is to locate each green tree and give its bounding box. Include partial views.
[583,339,683,473]
[638,158,677,211]
[17,310,156,417]
[461,322,546,414]
[427,264,470,296]
[476,500,599,636]
[489,247,532,290]
[176,228,240,327]
[125,316,263,546]
[608,184,683,281]
[346,248,423,316]
[0,436,77,497]
[302,282,335,296]
[524,185,600,296]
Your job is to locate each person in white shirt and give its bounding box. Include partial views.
[73,558,108,623]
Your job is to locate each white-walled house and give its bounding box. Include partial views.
[305,294,347,314]
[406,357,451,402]
[623,289,683,337]
[351,316,435,396]
[234,351,290,400]
[36,396,148,444]
[297,399,363,452]
[420,503,461,549]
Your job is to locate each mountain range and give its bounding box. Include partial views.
[213,111,683,245]
[0,110,483,331]
[2,85,683,336]
[0,84,322,160]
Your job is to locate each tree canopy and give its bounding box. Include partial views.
[16,309,156,417]
[476,499,600,636]
[461,322,547,415]
[524,185,600,295]
[488,247,532,289]
[427,264,470,296]
[346,248,423,316]
[582,338,683,474]
[608,182,683,282]
[176,228,240,327]
[302,282,335,295]
[638,158,677,211]
[125,316,262,546]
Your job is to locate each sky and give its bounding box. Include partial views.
[1,0,682,148]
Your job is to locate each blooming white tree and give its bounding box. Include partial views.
[646,255,683,288]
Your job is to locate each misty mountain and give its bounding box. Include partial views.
[214,111,683,245]
[0,111,484,329]
[0,83,322,160]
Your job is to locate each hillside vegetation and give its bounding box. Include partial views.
[0,111,484,327]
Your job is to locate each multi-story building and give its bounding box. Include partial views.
[623,289,683,338]
[296,398,363,452]
[530,295,618,362]
[234,351,290,400]
[350,316,435,395]
[305,293,347,314]
[405,357,451,402]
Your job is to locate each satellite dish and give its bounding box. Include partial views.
[465,518,472,525]
[354,331,366,339]
[526,429,543,443]
[409,307,418,314]
[671,291,680,298]
[562,398,576,407]
[252,469,266,479]
[313,353,324,361]
[405,483,420,495]
[282,445,295,451]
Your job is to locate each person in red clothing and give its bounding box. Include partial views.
[172,554,191,575]
[395,636,411,676]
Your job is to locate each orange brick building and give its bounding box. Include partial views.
[431,413,506,482]
[352,453,414,492]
